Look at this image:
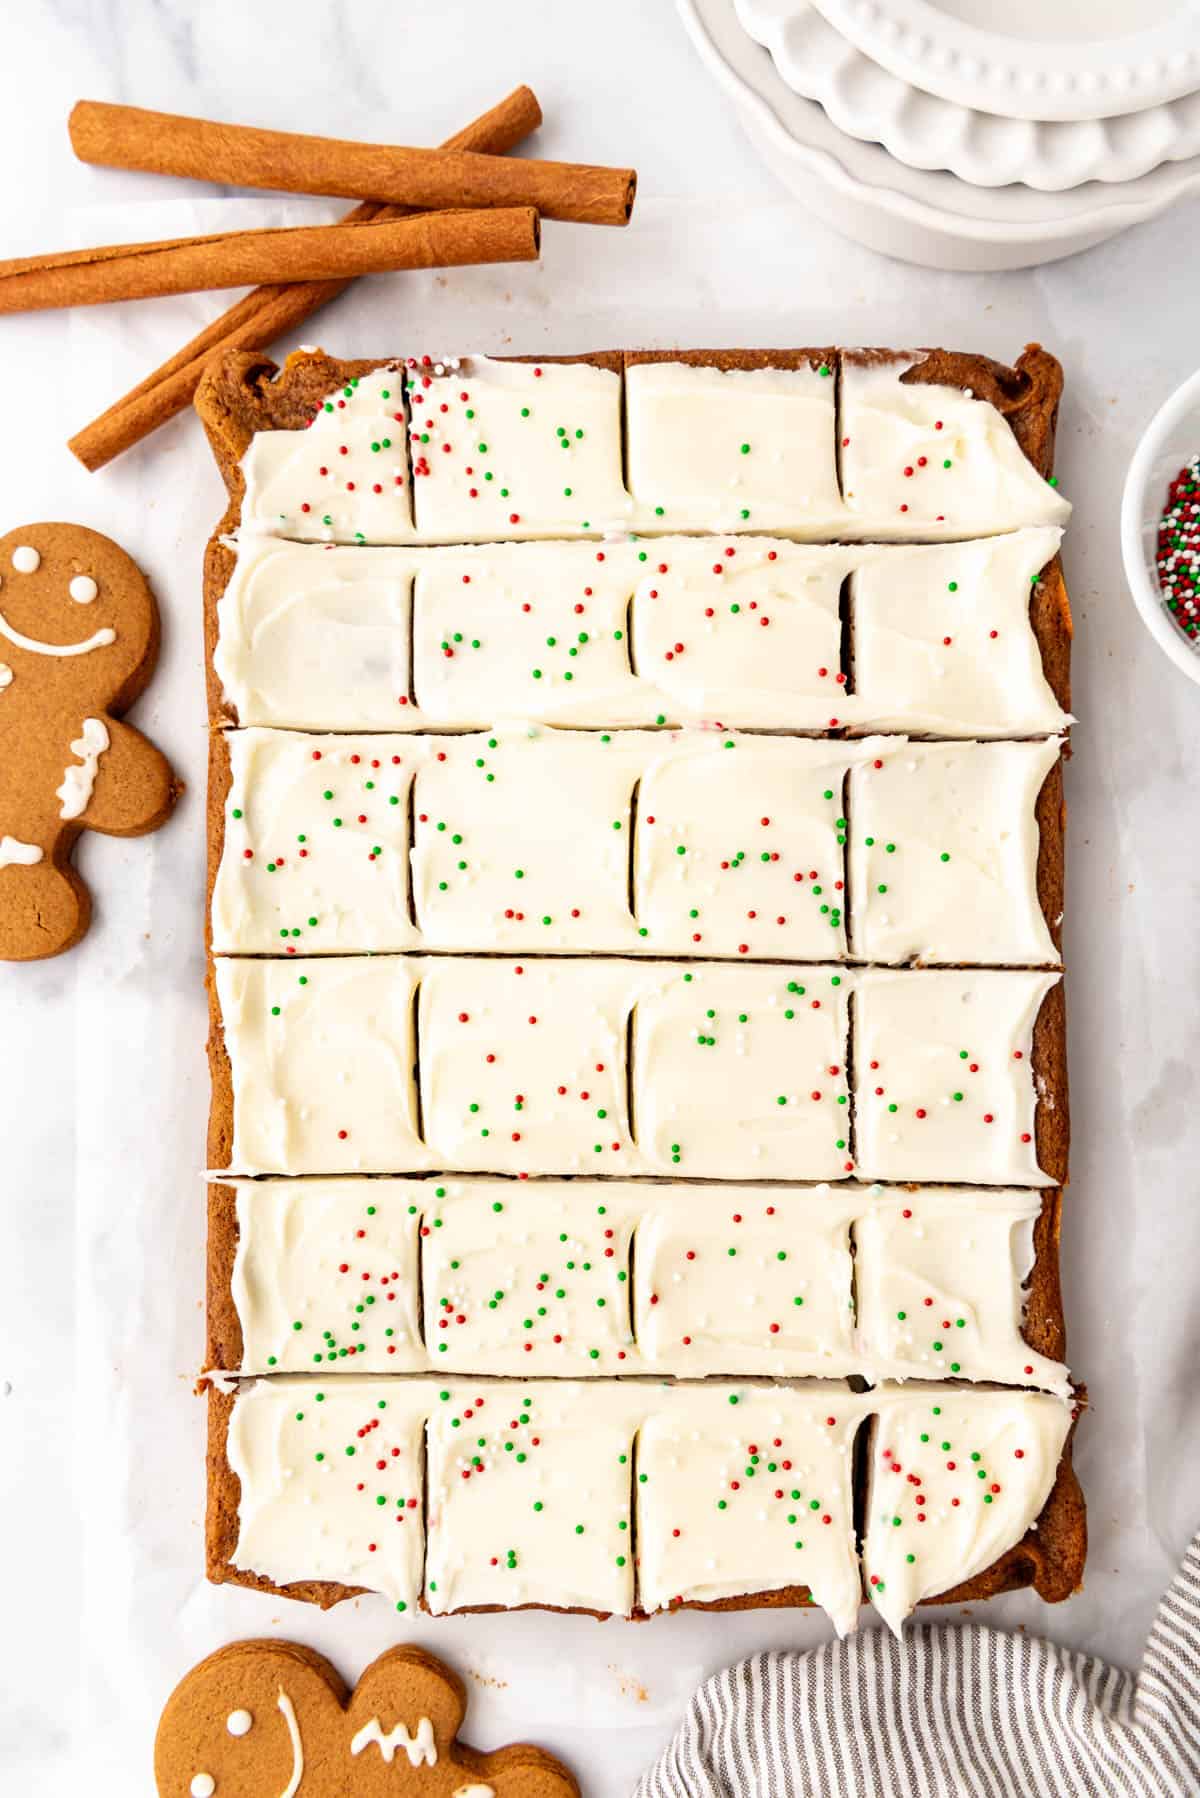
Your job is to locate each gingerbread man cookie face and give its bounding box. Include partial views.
[155,1642,579,1798]
[0,522,177,960]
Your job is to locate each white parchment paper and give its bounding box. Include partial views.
[2,190,1200,1795]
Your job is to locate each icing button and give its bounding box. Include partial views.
[11,546,40,574]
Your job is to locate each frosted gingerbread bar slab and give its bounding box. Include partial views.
[205,1376,1084,1624]
[853,968,1067,1186]
[196,344,1070,548]
[206,1179,1069,1392]
[207,531,1067,738]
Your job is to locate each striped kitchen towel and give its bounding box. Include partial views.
[634,1532,1200,1798]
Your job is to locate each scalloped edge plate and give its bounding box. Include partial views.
[809,0,1200,123]
[736,0,1200,190]
[677,0,1200,269]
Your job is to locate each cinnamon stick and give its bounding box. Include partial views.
[0,208,538,316]
[69,85,543,471]
[70,99,636,227]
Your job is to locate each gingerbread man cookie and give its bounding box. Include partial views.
[154,1641,579,1798]
[0,522,178,959]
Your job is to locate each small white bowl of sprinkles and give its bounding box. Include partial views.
[1121,365,1200,685]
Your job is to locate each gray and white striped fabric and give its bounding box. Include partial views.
[635,1532,1200,1797]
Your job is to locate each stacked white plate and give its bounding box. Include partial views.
[678,0,1200,268]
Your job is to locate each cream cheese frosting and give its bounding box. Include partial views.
[424,1380,642,1616]
[213,539,421,730]
[410,725,645,953]
[847,737,1063,966]
[211,730,423,954]
[226,1375,428,1612]
[853,968,1059,1186]
[853,1188,1070,1395]
[632,962,855,1180]
[214,957,428,1176]
[861,1384,1073,1632]
[412,541,647,727]
[634,734,859,960]
[626,537,852,727]
[839,359,1072,540]
[408,355,631,542]
[240,365,416,543]
[417,955,646,1176]
[623,360,845,536]
[634,1382,868,1634]
[420,1181,641,1375]
[230,1179,425,1374]
[848,528,1070,737]
[633,1186,859,1378]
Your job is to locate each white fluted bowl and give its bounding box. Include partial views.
[1121,367,1200,687]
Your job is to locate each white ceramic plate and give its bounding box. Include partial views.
[736,0,1200,190]
[678,0,1200,269]
[808,0,1200,123]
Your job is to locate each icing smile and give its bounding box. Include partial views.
[0,606,115,658]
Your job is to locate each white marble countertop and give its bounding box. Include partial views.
[3,3,1200,1795]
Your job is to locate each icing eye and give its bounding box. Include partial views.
[226,1710,253,1737]
[190,1777,216,1798]
[69,575,98,604]
[11,546,40,574]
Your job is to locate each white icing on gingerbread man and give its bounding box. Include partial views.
[350,1713,437,1766]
